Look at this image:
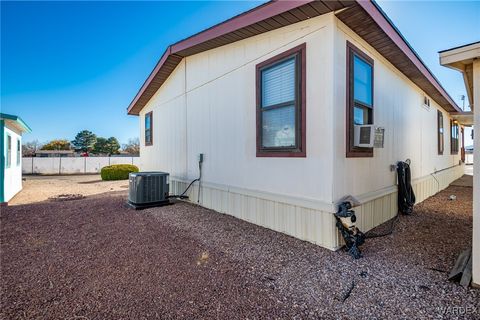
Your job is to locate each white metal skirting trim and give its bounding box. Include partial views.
[171,164,464,251]
[170,179,339,250]
[354,164,465,243]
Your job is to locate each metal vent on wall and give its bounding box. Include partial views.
[359,127,371,144]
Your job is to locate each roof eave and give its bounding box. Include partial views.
[357,0,461,113]
[127,46,172,115]
[127,0,461,115]
[0,113,32,133]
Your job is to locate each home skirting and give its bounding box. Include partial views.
[171,164,464,251]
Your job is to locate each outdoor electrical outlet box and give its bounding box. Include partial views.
[198,153,204,163]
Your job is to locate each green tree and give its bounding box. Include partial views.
[71,130,97,152]
[93,137,120,155]
[105,137,120,155]
[92,137,108,154]
[41,139,71,151]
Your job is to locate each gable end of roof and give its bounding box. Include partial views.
[127,0,460,115]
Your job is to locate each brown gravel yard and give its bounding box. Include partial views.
[9,175,129,205]
[1,184,478,319]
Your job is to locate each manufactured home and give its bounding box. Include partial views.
[127,1,469,250]
[1,113,31,204]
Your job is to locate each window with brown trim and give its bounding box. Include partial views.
[346,41,374,158]
[450,120,459,154]
[256,43,306,157]
[145,111,153,146]
[437,110,444,155]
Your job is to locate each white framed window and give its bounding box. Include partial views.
[17,138,21,166]
[6,134,11,168]
[423,95,431,109]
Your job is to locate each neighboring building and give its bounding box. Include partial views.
[127,1,469,250]
[439,41,479,286]
[1,113,32,204]
[34,150,75,157]
[118,150,140,157]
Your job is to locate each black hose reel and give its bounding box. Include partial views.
[397,159,416,215]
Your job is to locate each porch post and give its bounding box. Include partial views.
[473,58,480,287]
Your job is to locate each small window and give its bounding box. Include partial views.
[450,120,459,154]
[6,134,11,168]
[437,111,444,155]
[145,111,153,146]
[17,139,21,165]
[256,43,306,157]
[423,95,431,109]
[346,41,374,157]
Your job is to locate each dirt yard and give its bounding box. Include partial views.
[10,175,129,205]
[1,182,478,319]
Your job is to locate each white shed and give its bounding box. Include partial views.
[1,113,32,204]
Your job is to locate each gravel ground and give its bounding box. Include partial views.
[9,175,129,205]
[1,185,478,319]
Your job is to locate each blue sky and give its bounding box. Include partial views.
[1,1,479,146]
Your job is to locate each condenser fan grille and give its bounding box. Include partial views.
[128,172,170,208]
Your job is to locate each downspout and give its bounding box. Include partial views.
[184,58,189,192]
[329,13,337,216]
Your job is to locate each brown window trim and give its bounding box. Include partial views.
[145,111,153,146]
[256,43,306,158]
[437,110,444,155]
[450,119,459,154]
[346,41,374,158]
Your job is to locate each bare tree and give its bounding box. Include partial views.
[22,140,42,157]
[122,138,140,155]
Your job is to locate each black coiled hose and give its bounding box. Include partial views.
[397,160,416,214]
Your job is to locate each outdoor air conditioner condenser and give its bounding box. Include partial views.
[128,171,170,209]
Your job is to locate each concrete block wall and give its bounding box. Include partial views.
[22,157,140,175]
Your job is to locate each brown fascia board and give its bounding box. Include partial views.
[127,0,317,115]
[170,1,315,54]
[127,46,171,115]
[127,0,460,115]
[356,0,461,112]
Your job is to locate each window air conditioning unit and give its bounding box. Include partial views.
[354,125,385,148]
[128,172,170,209]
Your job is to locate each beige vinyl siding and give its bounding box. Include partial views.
[332,18,462,202]
[140,13,337,204]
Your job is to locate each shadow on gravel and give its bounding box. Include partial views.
[77,179,105,184]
